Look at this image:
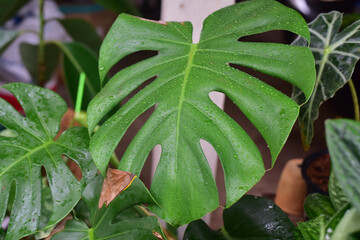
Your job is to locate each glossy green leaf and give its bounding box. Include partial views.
[0,83,97,240]
[0,0,30,25]
[95,0,141,16]
[55,42,101,110]
[58,19,102,53]
[33,186,55,239]
[304,193,336,219]
[292,12,360,149]
[88,0,315,226]
[321,203,351,240]
[0,30,19,55]
[326,119,360,212]
[329,169,349,211]
[184,195,295,240]
[183,219,225,240]
[331,208,360,240]
[51,175,165,240]
[297,215,330,240]
[223,195,295,239]
[20,42,60,85]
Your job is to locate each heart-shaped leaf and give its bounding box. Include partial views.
[326,119,360,212]
[184,195,295,240]
[51,174,165,240]
[292,12,360,149]
[0,83,96,240]
[88,0,315,226]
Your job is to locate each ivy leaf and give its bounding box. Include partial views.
[88,0,315,226]
[184,195,295,240]
[51,174,165,240]
[58,19,102,53]
[0,83,96,240]
[292,12,360,149]
[0,30,19,55]
[326,119,360,212]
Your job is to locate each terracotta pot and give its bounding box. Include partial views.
[275,158,307,216]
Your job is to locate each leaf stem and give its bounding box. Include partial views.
[133,205,151,217]
[348,79,360,122]
[221,226,232,240]
[110,153,120,168]
[38,0,46,87]
[75,72,86,117]
[88,228,95,240]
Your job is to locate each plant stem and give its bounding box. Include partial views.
[38,0,46,87]
[348,79,360,122]
[133,205,151,217]
[221,226,232,240]
[110,153,120,168]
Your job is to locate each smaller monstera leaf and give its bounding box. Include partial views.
[292,12,360,149]
[0,83,96,240]
[326,119,360,212]
[184,195,295,240]
[88,0,315,226]
[51,173,165,240]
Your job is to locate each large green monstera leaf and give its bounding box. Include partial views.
[292,12,360,149]
[51,174,165,240]
[0,83,96,240]
[88,0,315,226]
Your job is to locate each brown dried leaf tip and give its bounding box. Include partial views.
[98,168,136,208]
[152,231,164,240]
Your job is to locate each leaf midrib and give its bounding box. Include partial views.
[0,140,53,177]
[305,15,360,132]
[303,15,336,138]
[175,43,197,160]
